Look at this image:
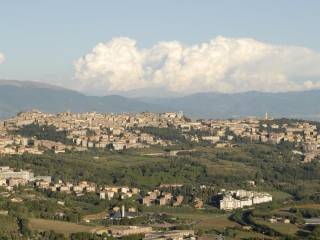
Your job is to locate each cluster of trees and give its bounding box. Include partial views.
[1,187,103,225]
[241,210,282,238]
[0,151,209,190]
[14,123,72,145]
[0,216,31,239]
[0,215,21,239]
[3,139,319,198]
[1,139,320,201]
[309,226,320,240]
[139,127,188,143]
[290,207,320,219]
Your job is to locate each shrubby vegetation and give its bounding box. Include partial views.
[1,141,320,199]
[13,123,72,144]
[139,127,188,143]
[290,208,320,219]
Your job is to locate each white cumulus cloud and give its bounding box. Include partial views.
[74,36,320,94]
[0,52,5,64]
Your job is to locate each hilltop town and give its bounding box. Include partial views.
[0,110,319,162]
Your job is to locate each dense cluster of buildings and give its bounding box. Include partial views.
[0,110,319,161]
[0,110,186,154]
[99,186,140,200]
[193,116,320,162]
[219,189,272,210]
[142,189,184,207]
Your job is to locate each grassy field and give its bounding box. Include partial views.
[167,211,273,240]
[82,211,108,221]
[293,203,320,209]
[231,230,272,240]
[195,155,256,177]
[169,212,239,231]
[28,218,102,235]
[255,219,299,236]
[0,215,19,234]
[268,190,292,201]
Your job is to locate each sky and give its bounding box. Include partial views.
[0,0,320,96]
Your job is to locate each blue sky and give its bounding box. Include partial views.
[0,1,319,94]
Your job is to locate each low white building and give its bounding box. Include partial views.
[220,190,272,210]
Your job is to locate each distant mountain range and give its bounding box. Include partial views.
[0,80,320,120]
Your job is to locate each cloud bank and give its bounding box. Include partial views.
[0,52,5,64]
[74,36,320,94]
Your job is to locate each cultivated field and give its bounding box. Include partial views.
[255,219,299,236]
[28,218,102,235]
